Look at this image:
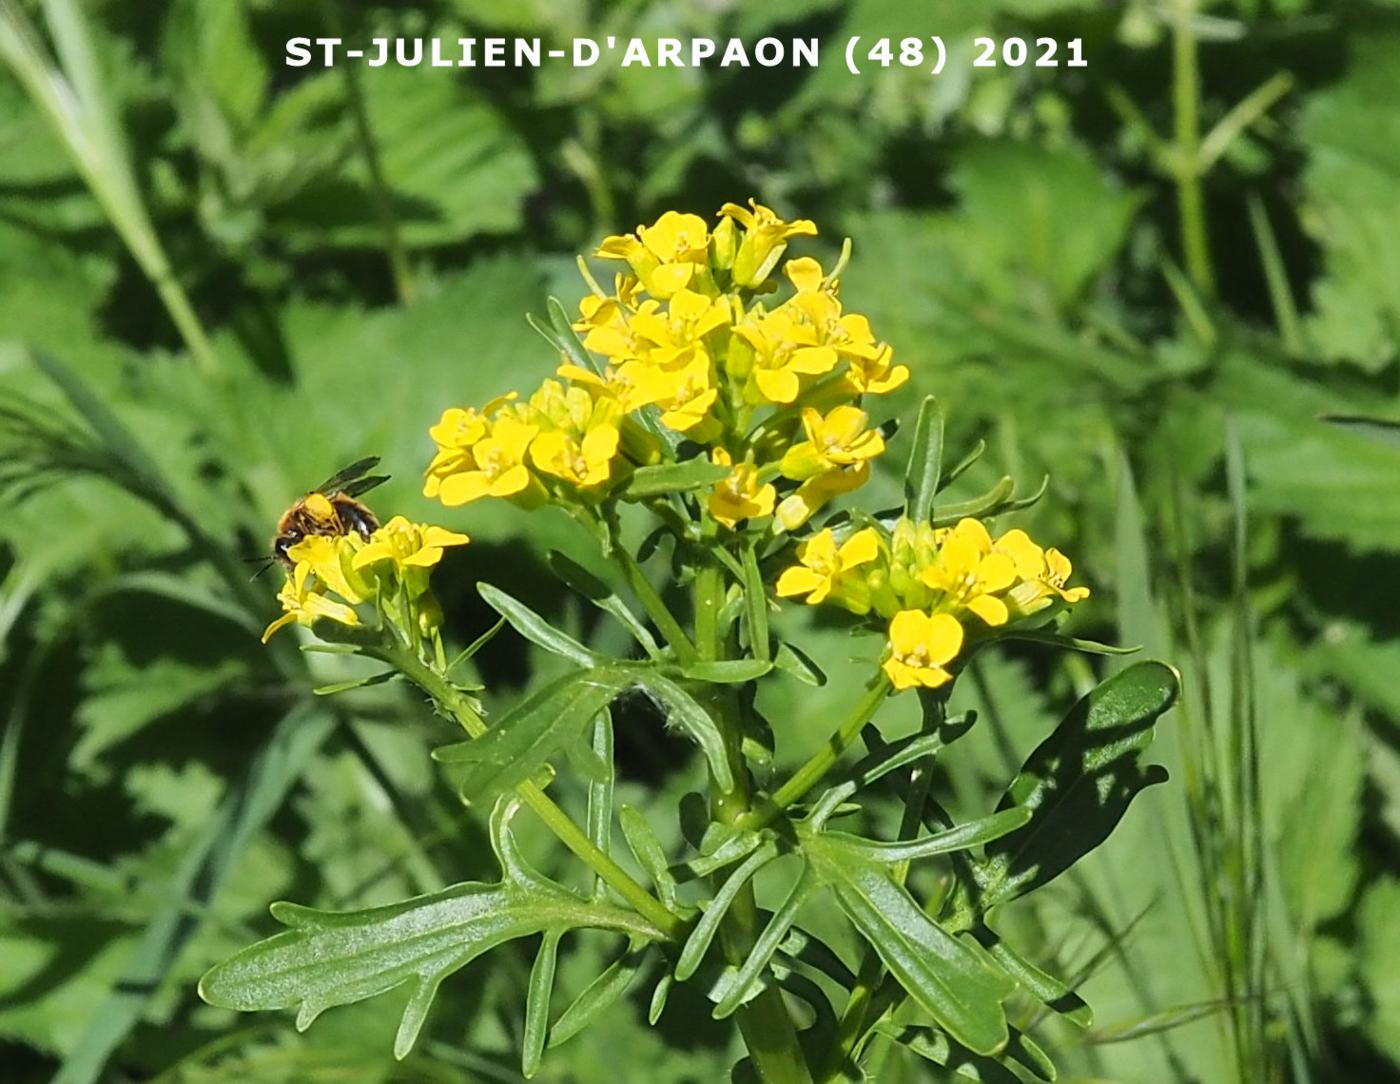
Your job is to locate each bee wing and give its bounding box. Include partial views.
[315,455,382,494]
[341,473,391,498]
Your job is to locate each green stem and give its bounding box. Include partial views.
[386,641,683,940]
[694,555,814,1084]
[1172,0,1213,295]
[152,272,221,378]
[745,677,891,830]
[318,0,414,302]
[694,559,724,662]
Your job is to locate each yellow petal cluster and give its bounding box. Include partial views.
[262,518,467,642]
[775,515,1090,692]
[423,200,905,533]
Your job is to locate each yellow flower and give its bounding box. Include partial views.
[921,518,1017,627]
[882,610,964,691]
[708,448,775,528]
[628,290,731,369]
[774,464,870,531]
[779,405,886,481]
[720,199,818,288]
[656,358,719,435]
[596,211,711,299]
[843,343,909,396]
[992,529,1047,580]
[531,407,623,490]
[424,413,541,507]
[734,308,838,405]
[998,533,1090,617]
[262,562,360,643]
[353,516,469,573]
[558,361,675,415]
[285,534,368,605]
[775,527,879,610]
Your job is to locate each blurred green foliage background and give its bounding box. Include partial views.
[1,0,1398,1081]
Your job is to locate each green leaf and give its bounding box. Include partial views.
[432,670,619,801]
[713,864,818,1019]
[649,970,674,1025]
[930,476,1015,526]
[774,640,826,686]
[998,629,1139,656]
[818,807,1032,865]
[435,664,735,798]
[523,932,560,1078]
[1297,33,1400,373]
[625,669,735,792]
[740,542,771,664]
[620,457,729,500]
[619,803,680,911]
[874,1023,1021,1083]
[979,932,1091,1028]
[548,939,651,1048]
[1320,412,1400,449]
[978,661,1179,908]
[312,671,397,696]
[805,834,1014,1056]
[675,841,780,981]
[58,707,333,1084]
[675,658,773,684]
[585,711,614,894]
[285,64,537,250]
[904,395,944,523]
[547,550,661,657]
[200,866,658,1060]
[478,582,598,668]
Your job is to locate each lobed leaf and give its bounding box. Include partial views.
[805,835,1014,1055]
[200,871,659,1060]
[977,660,1179,908]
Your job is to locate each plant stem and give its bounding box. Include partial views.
[695,552,815,1084]
[745,677,891,830]
[1172,0,1213,295]
[386,642,683,940]
[319,0,415,303]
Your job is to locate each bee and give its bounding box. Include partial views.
[270,456,390,568]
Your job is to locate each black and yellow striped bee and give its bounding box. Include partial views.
[271,456,389,567]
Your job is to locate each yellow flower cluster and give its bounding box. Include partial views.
[423,201,907,531]
[263,517,468,642]
[776,517,1089,691]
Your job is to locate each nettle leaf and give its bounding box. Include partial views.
[199,801,661,1060]
[977,661,1179,909]
[804,835,1015,1056]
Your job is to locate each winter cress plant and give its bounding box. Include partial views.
[201,202,1180,1084]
